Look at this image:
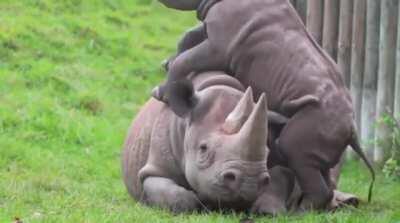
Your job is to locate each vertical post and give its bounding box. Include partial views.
[322,0,340,60]
[395,3,400,119]
[296,0,308,25]
[361,0,381,159]
[375,0,398,163]
[350,0,367,134]
[307,0,324,44]
[337,0,353,87]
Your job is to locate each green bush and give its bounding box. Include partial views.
[382,114,400,180]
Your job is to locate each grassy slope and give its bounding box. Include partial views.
[0,1,399,222]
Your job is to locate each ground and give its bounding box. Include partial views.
[0,0,399,222]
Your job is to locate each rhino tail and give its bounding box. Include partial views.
[282,95,320,114]
[348,126,375,202]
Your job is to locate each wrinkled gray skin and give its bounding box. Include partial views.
[153,0,374,211]
[122,72,295,214]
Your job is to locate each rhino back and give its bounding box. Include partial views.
[122,99,164,200]
[206,0,350,114]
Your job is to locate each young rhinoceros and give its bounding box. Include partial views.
[152,0,375,211]
[122,72,294,213]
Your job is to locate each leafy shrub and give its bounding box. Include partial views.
[382,114,400,180]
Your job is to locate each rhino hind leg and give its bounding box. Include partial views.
[279,144,333,210]
[143,177,200,213]
[336,191,359,207]
[328,190,359,211]
[328,155,345,189]
[293,165,333,211]
[276,106,348,211]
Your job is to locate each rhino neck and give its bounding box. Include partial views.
[169,113,187,171]
[196,0,222,21]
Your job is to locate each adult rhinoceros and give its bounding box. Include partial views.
[122,72,295,214]
[122,72,359,214]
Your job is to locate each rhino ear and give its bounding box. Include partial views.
[168,79,198,118]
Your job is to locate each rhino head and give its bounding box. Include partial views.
[169,80,270,207]
[158,0,201,10]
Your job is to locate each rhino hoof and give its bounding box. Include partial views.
[170,189,199,213]
[151,86,161,99]
[151,84,169,105]
[251,197,286,216]
[251,205,286,217]
[343,197,359,207]
[329,191,360,211]
[161,59,170,72]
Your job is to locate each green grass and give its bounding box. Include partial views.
[0,1,399,222]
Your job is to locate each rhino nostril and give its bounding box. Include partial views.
[222,171,237,183]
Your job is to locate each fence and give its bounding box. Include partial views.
[289,0,400,163]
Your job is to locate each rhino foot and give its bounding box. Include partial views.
[169,187,200,213]
[161,58,171,72]
[328,190,359,211]
[143,177,199,213]
[151,85,168,104]
[250,195,287,216]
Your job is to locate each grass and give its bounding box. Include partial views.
[0,0,399,222]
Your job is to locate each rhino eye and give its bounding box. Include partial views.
[199,144,208,153]
[196,143,215,169]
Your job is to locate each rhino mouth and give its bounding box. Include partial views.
[206,161,269,204]
[214,178,260,199]
[202,181,259,210]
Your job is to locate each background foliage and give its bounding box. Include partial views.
[382,115,400,179]
[0,0,399,222]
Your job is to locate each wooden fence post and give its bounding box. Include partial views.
[350,0,367,134]
[375,0,398,163]
[307,0,324,44]
[322,0,340,60]
[296,0,308,25]
[395,3,400,119]
[337,0,353,87]
[361,0,381,159]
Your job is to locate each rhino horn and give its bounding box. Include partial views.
[222,87,254,134]
[238,93,268,161]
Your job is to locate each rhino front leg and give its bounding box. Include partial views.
[153,39,225,103]
[177,24,207,53]
[251,166,295,216]
[163,24,207,71]
[143,177,200,213]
